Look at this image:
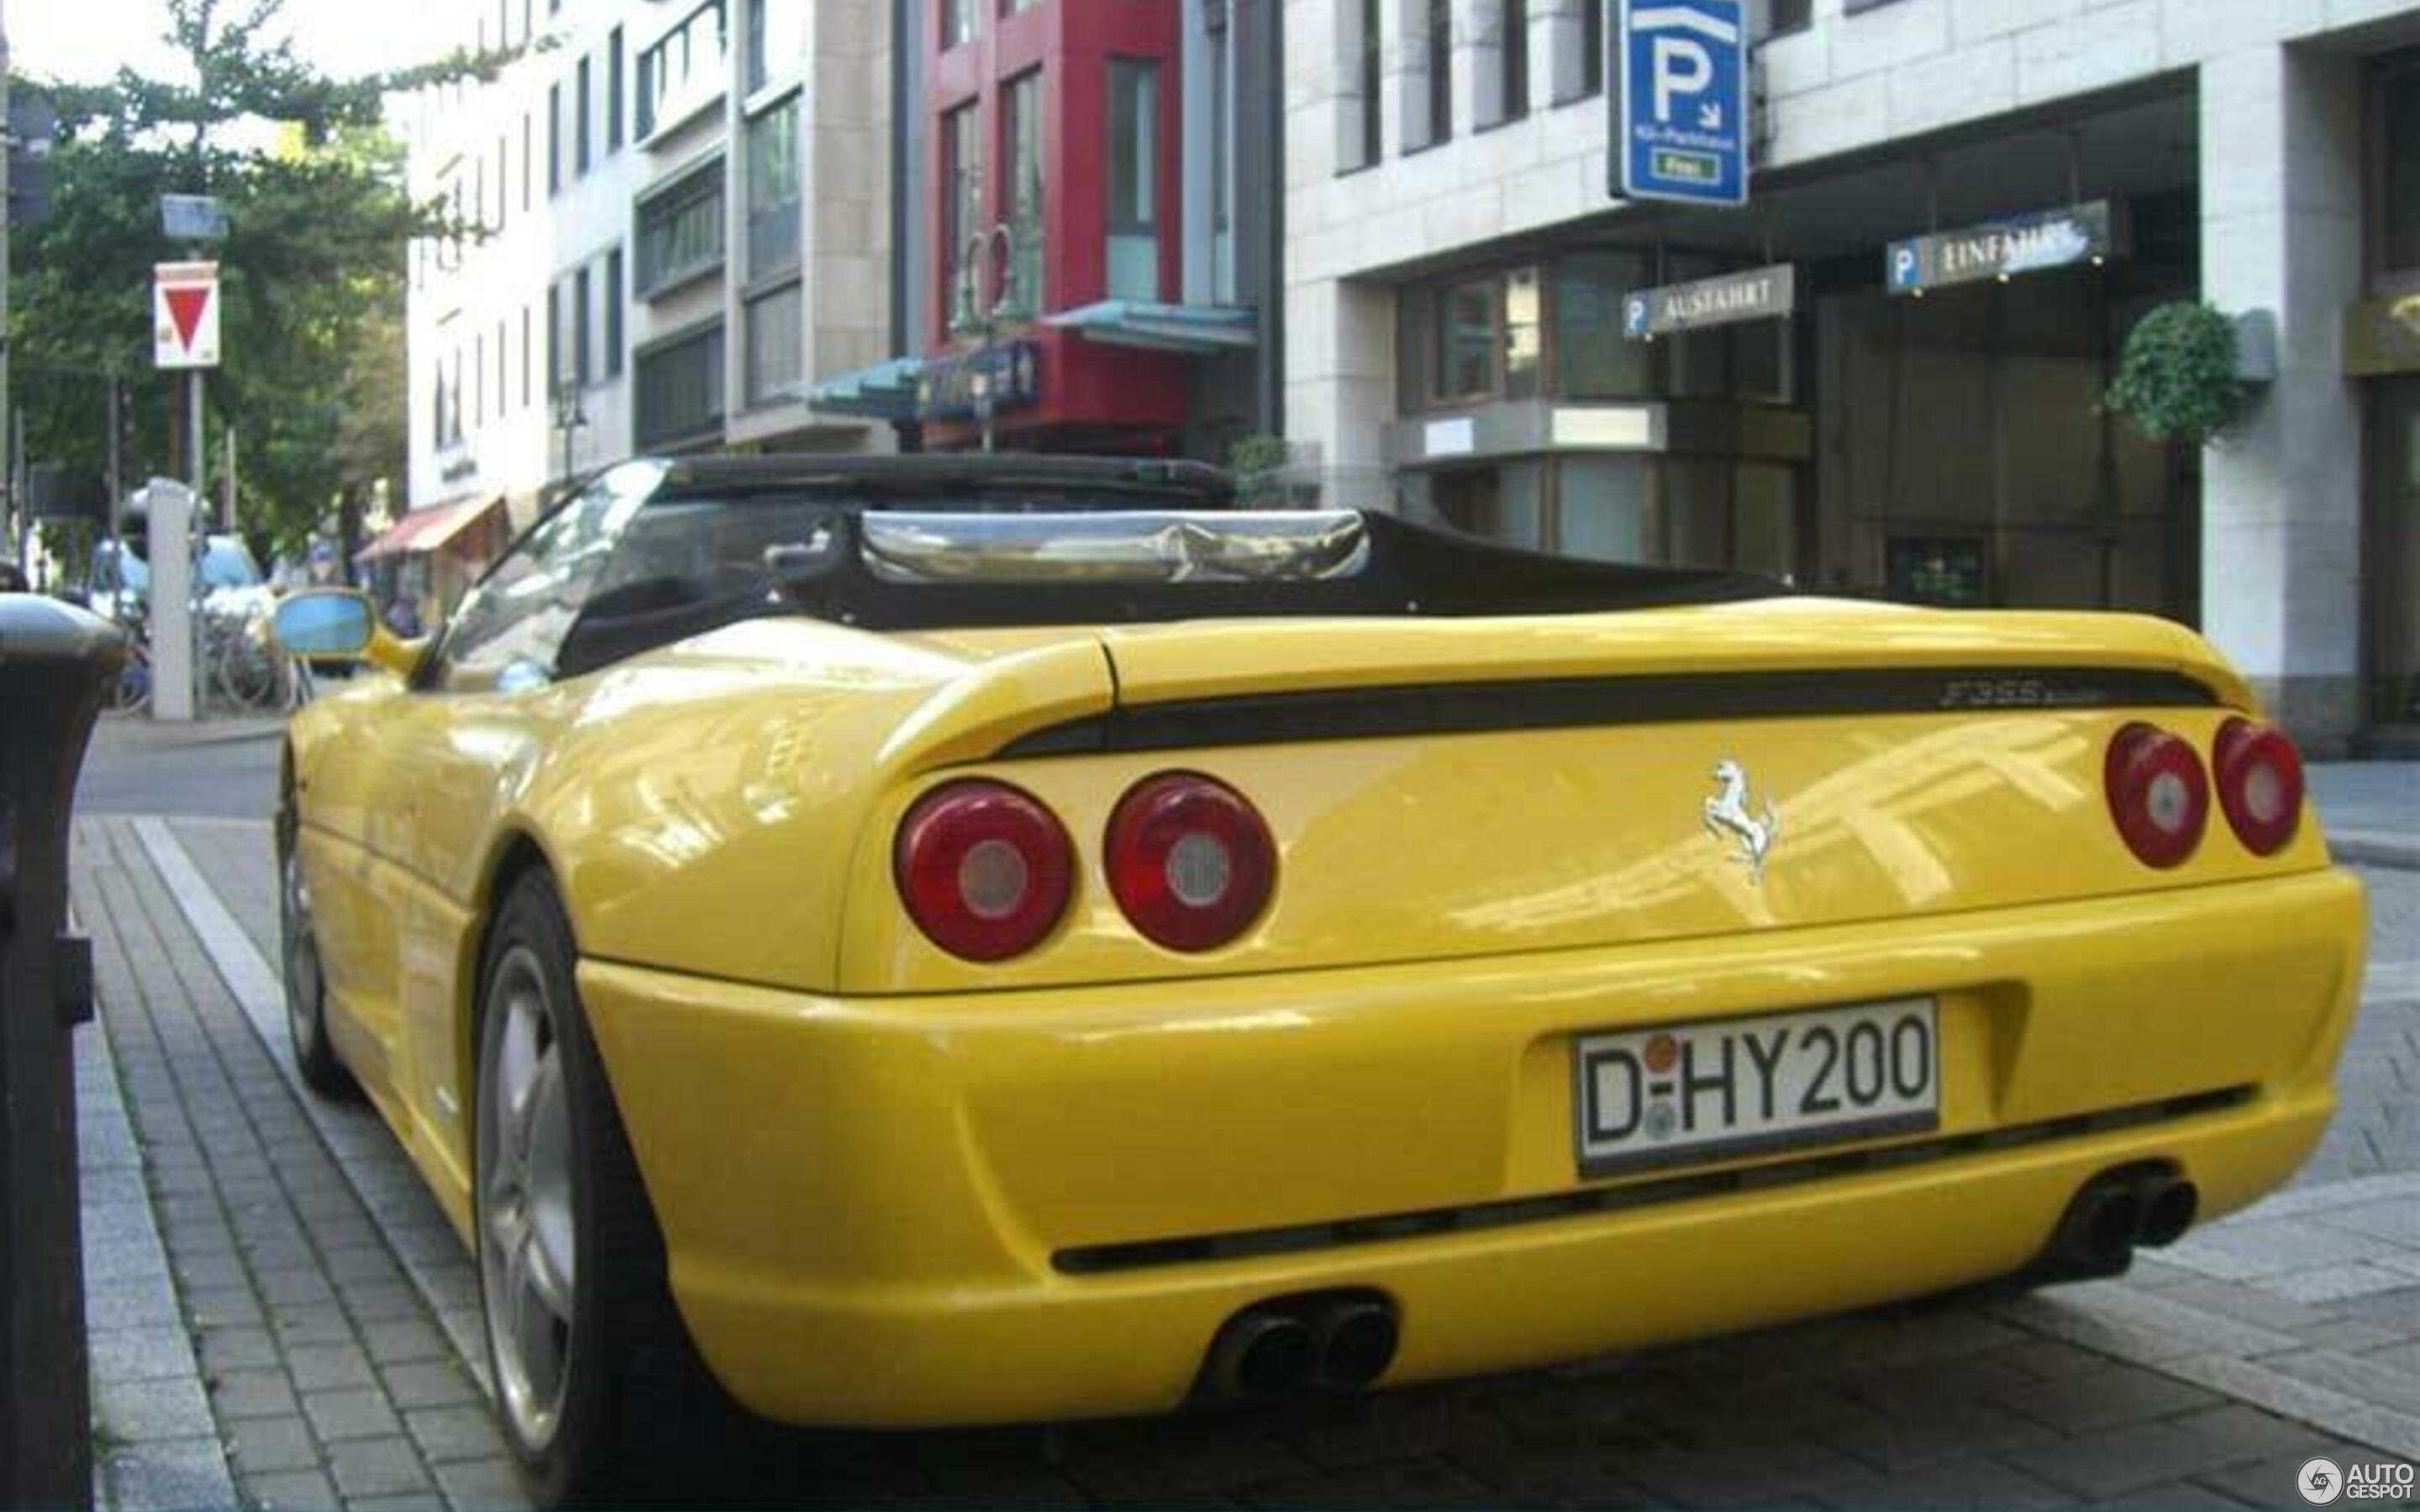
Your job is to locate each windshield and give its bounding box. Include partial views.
[97,546,150,595]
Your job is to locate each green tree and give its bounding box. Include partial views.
[12,0,508,558]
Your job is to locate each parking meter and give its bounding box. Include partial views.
[0,594,124,1509]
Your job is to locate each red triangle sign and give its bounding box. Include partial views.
[165,286,212,352]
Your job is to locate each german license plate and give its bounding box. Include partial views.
[1573,998,1939,1179]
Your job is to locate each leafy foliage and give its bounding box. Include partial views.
[12,0,507,555]
[2104,302,2242,446]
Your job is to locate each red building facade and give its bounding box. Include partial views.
[920,0,1193,450]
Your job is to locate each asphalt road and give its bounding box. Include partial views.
[76,718,282,821]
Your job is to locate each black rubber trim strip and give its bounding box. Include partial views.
[1001,667,2223,758]
[1051,1085,2254,1275]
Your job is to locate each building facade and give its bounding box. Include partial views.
[1281,0,2420,751]
[805,0,1281,461]
[397,0,892,612]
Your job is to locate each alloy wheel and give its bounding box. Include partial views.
[478,946,580,1453]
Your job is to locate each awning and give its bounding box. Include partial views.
[1045,300,1257,354]
[355,494,504,562]
[798,356,926,421]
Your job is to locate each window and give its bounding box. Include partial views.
[1107,59,1160,302]
[522,113,533,210]
[1503,265,1541,398]
[575,265,593,387]
[635,1,729,139]
[604,248,625,378]
[745,281,803,406]
[576,55,592,175]
[2383,55,2420,273]
[548,82,562,194]
[748,0,767,91]
[747,97,802,281]
[496,318,508,417]
[1580,0,1602,96]
[1437,277,1497,401]
[608,26,625,150]
[1426,0,1452,144]
[943,102,981,319]
[438,465,666,695]
[1353,0,1381,166]
[1002,71,1044,310]
[473,330,486,423]
[473,152,487,232]
[1554,251,1650,398]
[548,279,567,391]
[635,158,726,296]
[494,134,508,226]
[1207,22,1232,297]
[521,303,534,407]
[635,323,726,446]
[1496,0,1528,123]
[942,0,975,49]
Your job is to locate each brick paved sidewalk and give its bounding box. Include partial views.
[72,812,2420,1511]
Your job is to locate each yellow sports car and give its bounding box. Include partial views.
[273,454,2365,1505]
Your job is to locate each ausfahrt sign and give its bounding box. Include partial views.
[1623,263,1796,339]
[154,261,222,369]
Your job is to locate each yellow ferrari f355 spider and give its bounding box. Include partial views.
[272,454,2365,1504]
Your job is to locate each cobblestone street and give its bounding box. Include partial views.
[66,761,2420,1511]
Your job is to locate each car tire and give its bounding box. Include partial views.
[278,806,355,1098]
[473,871,739,1508]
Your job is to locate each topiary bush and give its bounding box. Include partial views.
[2105,302,2242,445]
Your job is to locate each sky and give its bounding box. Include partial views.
[10,0,450,87]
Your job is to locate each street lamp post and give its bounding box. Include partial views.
[552,385,587,489]
[950,192,1035,454]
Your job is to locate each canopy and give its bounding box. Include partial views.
[354,494,505,562]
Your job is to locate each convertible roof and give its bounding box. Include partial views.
[650,453,1234,506]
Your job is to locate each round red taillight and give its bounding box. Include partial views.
[1104,773,1276,952]
[894,781,1073,962]
[2213,717,2304,856]
[2103,722,2209,869]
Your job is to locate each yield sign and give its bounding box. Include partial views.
[154,260,221,369]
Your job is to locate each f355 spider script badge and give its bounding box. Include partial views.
[1704,759,1781,883]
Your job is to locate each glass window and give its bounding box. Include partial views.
[440,464,670,694]
[1108,59,1161,302]
[635,323,727,447]
[1209,29,1233,298]
[574,265,593,387]
[521,302,533,407]
[604,249,625,378]
[2384,62,2420,272]
[1554,250,1650,399]
[608,27,625,150]
[1498,0,1528,121]
[1358,0,1381,165]
[1663,460,1728,569]
[745,281,804,406]
[1003,72,1045,310]
[635,158,726,296]
[747,97,802,280]
[747,0,767,92]
[1557,457,1652,562]
[1579,0,1602,97]
[1396,286,1432,413]
[547,82,562,194]
[943,102,981,320]
[1426,0,1452,144]
[1437,277,1497,401]
[576,55,592,175]
[942,0,975,49]
[1504,266,1542,399]
[522,112,533,210]
[1429,465,1541,548]
[636,0,728,139]
[1733,464,1798,582]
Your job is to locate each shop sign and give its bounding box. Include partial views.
[1623,263,1795,339]
[1613,0,1749,208]
[2344,293,2420,377]
[1886,202,2114,297]
[917,340,1042,423]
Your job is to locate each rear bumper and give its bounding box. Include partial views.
[578,867,2365,1427]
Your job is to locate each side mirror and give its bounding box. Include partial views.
[271,589,376,661]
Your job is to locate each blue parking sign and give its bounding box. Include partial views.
[1614,0,1749,207]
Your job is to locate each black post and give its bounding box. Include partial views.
[0,595,124,1510]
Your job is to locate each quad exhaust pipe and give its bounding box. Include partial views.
[2038,1164,2199,1281]
[1202,1293,1400,1400]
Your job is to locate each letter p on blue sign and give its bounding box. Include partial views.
[1614,0,1749,207]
